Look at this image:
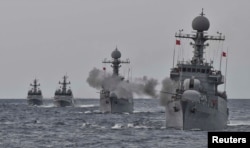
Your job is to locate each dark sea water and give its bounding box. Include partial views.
[0,98,249,148]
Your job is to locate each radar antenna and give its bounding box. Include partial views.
[200,8,205,16]
[102,47,130,76]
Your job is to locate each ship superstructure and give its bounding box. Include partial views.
[54,75,74,107]
[163,10,229,130]
[100,47,133,113]
[27,79,43,106]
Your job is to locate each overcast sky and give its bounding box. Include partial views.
[0,0,249,99]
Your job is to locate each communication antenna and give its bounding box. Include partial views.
[224,47,229,91]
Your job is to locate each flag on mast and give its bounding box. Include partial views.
[222,51,226,57]
[176,40,181,45]
[220,51,227,71]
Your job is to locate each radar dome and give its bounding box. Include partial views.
[192,15,210,31]
[111,48,121,59]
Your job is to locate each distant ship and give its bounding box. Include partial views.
[54,75,74,107]
[100,47,133,113]
[27,79,43,106]
[162,10,229,130]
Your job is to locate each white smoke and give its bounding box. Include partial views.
[133,76,158,98]
[86,68,158,98]
[160,77,183,129]
[86,67,108,89]
[159,77,178,106]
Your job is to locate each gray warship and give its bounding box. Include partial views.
[100,47,133,113]
[27,79,43,106]
[54,75,74,107]
[162,10,229,130]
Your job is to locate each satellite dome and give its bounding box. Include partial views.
[192,12,210,31]
[111,48,121,59]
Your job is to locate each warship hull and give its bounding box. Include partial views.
[27,96,43,106]
[181,99,228,130]
[164,10,229,131]
[54,96,74,107]
[165,96,228,130]
[100,97,133,113]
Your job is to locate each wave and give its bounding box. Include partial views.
[228,120,250,126]
[133,110,162,113]
[39,104,55,108]
[76,104,97,108]
[111,123,152,129]
[111,123,125,129]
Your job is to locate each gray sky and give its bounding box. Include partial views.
[0,0,249,99]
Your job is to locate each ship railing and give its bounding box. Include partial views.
[177,61,212,66]
[175,33,196,39]
[204,35,225,41]
[175,32,225,41]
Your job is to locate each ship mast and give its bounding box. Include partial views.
[102,47,130,76]
[175,9,225,65]
[59,75,70,94]
[30,79,40,92]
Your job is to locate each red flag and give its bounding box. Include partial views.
[103,67,106,71]
[176,40,181,45]
[222,52,226,57]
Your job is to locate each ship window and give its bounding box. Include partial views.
[182,68,186,72]
[192,68,195,72]
[197,69,200,73]
[206,69,210,73]
[106,101,109,104]
[201,69,205,73]
[187,68,191,72]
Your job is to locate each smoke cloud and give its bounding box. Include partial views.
[159,77,178,106]
[86,68,158,98]
[160,77,183,129]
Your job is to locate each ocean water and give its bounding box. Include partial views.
[0,98,249,148]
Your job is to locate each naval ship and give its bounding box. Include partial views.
[27,79,43,106]
[162,10,229,130]
[54,75,74,107]
[100,47,133,113]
